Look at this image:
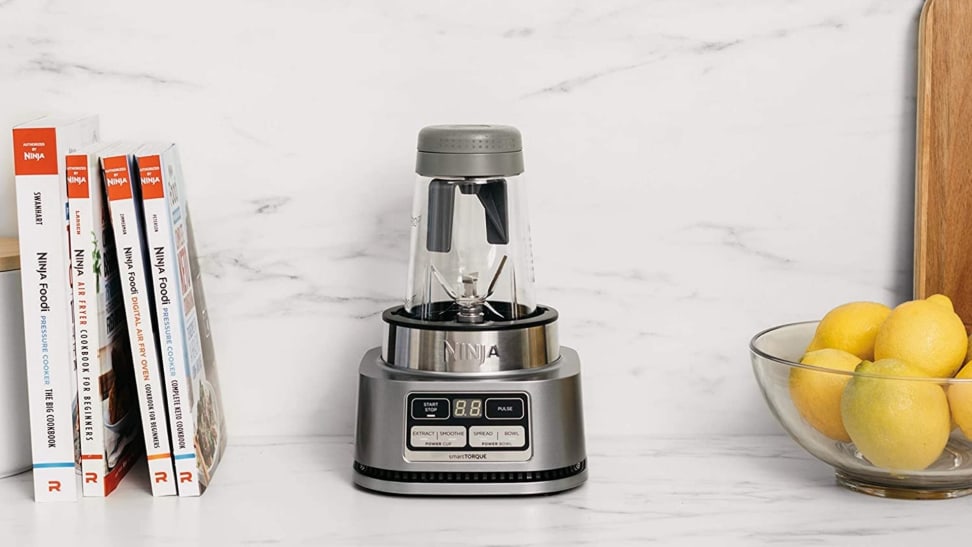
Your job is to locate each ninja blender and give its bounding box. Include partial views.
[352,124,587,495]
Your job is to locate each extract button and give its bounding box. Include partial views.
[410,426,467,448]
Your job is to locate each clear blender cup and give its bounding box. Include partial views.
[404,125,536,324]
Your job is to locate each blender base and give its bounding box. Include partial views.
[352,347,587,496]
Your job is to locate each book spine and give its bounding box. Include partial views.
[66,153,108,496]
[11,127,80,501]
[102,154,177,497]
[138,153,199,495]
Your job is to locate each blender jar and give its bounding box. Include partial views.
[404,125,536,324]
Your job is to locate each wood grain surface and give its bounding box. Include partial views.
[914,0,972,328]
[0,237,19,272]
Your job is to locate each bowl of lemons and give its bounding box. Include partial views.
[750,295,972,499]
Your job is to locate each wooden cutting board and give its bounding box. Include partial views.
[914,0,972,329]
[0,238,18,272]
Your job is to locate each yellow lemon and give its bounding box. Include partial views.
[841,358,950,471]
[965,333,972,364]
[874,295,967,377]
[947,362,972,440]
[927,293,955,311]
[806,301,891,360]
[789,349,861,441]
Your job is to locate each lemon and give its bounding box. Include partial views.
[806,301,891,360]
[947,362,972,439]
[841,358,950,471]
[965,333,972,364]
[874,295,967,377]
[927,293,955,311]
[789,349,861,441]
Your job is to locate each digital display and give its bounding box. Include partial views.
[452,398,483,418]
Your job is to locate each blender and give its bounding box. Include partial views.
[352,124,587,495]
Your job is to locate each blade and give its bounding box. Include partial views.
[434,302,460,319]
[485,255,509,298]
[483,301,505,320]
[430,264,459,300]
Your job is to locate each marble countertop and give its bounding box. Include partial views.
[1,435,967,545]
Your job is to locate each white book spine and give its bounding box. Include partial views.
[11,123,94,502]
[66,153,108,496]
[138,152,199,495]
[102,153,176,497]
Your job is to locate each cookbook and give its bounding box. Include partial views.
[137,143,227,495]
[12,115,99,501]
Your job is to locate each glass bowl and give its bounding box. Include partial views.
[750,321,972,499]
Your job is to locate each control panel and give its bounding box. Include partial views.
[404,392,531,462]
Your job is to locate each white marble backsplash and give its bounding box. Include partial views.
[0,0,924,437]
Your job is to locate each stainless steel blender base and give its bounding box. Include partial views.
[352,347,587,496]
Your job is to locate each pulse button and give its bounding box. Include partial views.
[485,398,524,420]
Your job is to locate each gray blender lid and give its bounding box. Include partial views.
[416,124,524,178]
